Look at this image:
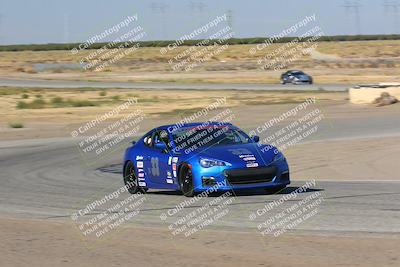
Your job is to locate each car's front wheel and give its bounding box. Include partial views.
[179,164,195,197]
[123,161,140,194]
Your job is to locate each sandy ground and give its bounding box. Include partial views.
[1,39,400,267]
[1,93,399,266]
[1,217,399,267]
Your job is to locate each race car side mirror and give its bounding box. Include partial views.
[154,142,167,151]
[251,135,260,143]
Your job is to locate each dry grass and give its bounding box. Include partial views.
[1,40,400,84]
[0,87,346,125]
[316,40,400,58]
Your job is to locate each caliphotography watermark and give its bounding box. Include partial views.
[160,14,235,72]
[70,98,145,164]
[249,180,324,237]
[164,96,236,155]
[159,182,236,237]
[248,14,325,71]
[166,96,228,133]
[71,14,147,72]
[249,97,325,154]
[71,182,146,239]
[171,123,232,155]
[71,14,139,54]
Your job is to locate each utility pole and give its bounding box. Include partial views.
[227,9,233,31]
[342,0,362,35]
[383,0,400,34]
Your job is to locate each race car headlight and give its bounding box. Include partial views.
[199,158,230,168]
[273,152,286,162]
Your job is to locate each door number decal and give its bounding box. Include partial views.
[150,157,160,176]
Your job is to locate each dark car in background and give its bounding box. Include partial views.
[281,70,313,84]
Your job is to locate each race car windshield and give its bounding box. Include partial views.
[292,71,304,75]
[171,125,251,153]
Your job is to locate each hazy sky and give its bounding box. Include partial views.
[0,0,398,45]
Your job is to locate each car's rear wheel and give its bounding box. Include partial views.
[179,164,195,197]
[123,161,140,194]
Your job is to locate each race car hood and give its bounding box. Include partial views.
[194,143,276,168]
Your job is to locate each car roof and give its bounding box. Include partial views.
[287,70,303,73]
[156,121,233,130]
[140,121,237,140]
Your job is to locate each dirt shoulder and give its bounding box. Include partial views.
[0,87,346,140]
[0,217,398,267]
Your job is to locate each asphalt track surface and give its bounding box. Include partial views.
[0,78,399,236]
[1,116,400,236]
[0,78,350,91]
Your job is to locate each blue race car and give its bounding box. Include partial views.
[123,122,290,197]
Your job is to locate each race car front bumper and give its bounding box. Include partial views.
[193,163,290,192]
[224,166,277,185]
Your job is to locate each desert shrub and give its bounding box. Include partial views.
[9,122,24,128]
[16,99,46,109]
[111,95,120,101]
[68,99,97,107]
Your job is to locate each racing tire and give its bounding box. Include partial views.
[179,164,195,197]
[141,188,149,193]
[123,161,140,194]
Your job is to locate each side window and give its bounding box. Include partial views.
[153,132,161,145]
[152,130,171,150]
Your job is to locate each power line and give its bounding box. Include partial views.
[383,0,400,34]
[63,13,70,44]
[0,13,2,44]
[189,1,207,13]
[149,2,169,14]
[227,9,233,30]
[342,0,362,35]
[189,1,207,31]
[149,2,170,39]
